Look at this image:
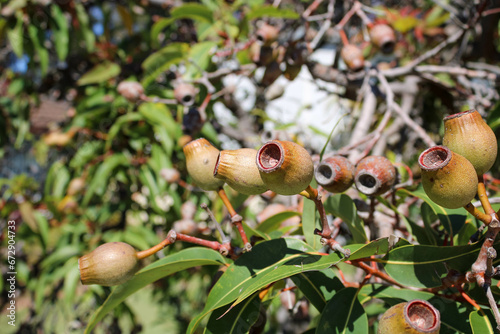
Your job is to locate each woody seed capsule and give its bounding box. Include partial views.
[354,156,396,196]
[378,299,440,334]
[315,156,354,193]
[183,138,225,191]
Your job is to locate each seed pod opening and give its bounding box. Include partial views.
[378,299,440,334]
[419,146,478,209]
[79,242,140,286]
[183,138,225,191]
[214,148,267,195]
[315,156,354,193]
[174,83,197,106]
[443,109,498,176]
[256,140,314,195]
[256,23,279,46]
[369,24,396,54]
[354,156,396,196]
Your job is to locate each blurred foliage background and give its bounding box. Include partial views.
[2,0,500,333]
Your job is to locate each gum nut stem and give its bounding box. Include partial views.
[378,300,440,334]
[183,138,225,191]
[117,81,144,102]
[174,83,197,106]
[354,156,396,196]
[419,146,478,209]
[214,148,268,195]
[341,44,365,72]
[256,140,314,195]
[369,24,396,54]
[443,109,498,176]
[78,242,140,286]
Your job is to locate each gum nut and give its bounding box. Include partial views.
[354,156,396,196]
[117,81,144,102]
[183,138,225,191]
[256,140,314,195]
[369,24,396,54]
[419,146,478,209]
[315,156,354,193]
[341,45,365,72]
[174,83,197,106]
[214,148,267,195]
[378,300,440,334]
[78,242,140,286]
[443,109,498,176]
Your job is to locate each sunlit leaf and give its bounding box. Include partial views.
[246,5,300,19]
[77,61,121,86]
[51,4,69,61]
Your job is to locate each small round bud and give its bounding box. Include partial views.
[341,45,365,72]
[315,156,354,193]
[67,177,85,196]
[419,146,478,209]
[378,300,440,334]
[117,81,144,102]
[354,156,396,196]
[256,140,314,195]
[79,242,140,286]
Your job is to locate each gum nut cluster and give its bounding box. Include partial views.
[183,138,314,196]
[378,299,440,334]
[183,138,225,191]
[256,140,314,195]
[419,109,498,209]
[214,148,268,195]
[78,242,140,286]
[442,109,498,176]
[419,146,478,209]
[314,155,396,196]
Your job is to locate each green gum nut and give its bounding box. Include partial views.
[78,242,140,286]
[378,299,440,334]
[256,140,314,195]
[419,146,478,209]
[214,148,268,195]
[443,109,498,176]
[314,156,354,193]
[183,138,225,191]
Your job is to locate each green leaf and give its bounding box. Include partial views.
[185,41,217,78]
[85,248,228,334]
[170,3,214,23]
[51,4,69,61]
[470,310,494,334]
[401,188,467,238]
[324,194,368,243]
[105,113,144,150]
[82,153,129,206]
[77,61,121,86]
[246,5,300,20]
[141,43,188,87]
[316,287,368,334]
[7,11,24,57]
[291,269,344,312]
[349,237,410,261]
[187,238,345,333]
[150,18,176,48]
[381,242,489,288]
[75,3,95,52]
[256,211,300,234]
[205,293,262,334]
[27,24,49,76]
